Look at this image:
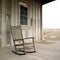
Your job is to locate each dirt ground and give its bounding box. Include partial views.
[43,29,60,40]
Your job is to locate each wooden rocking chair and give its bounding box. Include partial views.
[11,25,36,55]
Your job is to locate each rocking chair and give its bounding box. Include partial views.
[11,25,36,55]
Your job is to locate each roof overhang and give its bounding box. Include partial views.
[41,0,55,5]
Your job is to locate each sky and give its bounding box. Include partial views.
[42,0,60,29]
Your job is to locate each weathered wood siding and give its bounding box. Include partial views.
[1,0,41,47]
[5,0,11,45]
[1,0,11,47]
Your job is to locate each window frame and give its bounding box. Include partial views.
[19,2,29,26]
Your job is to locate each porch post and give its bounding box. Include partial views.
[2,0,7,47]
[40,5,42,40]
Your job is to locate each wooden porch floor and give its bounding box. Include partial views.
[0,40,60,60]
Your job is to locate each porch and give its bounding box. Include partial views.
[0,40,60,60]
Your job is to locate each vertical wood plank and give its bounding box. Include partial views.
[2,0,7,47]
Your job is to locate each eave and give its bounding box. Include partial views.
[42,0,55,5]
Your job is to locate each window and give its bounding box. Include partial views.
[20,5,28,25]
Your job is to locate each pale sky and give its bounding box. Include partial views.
[42,0,60,29]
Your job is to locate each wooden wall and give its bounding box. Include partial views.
[1,0,42,47]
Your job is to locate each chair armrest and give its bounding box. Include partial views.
[13,39,24,41]
[13,37,34,41]
[24,37,34,39]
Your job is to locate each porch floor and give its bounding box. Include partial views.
[0,40,60,60]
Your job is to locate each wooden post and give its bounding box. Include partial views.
[2,0,7,47]
[40,4,42,40]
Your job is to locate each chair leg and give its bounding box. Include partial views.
[14,41,17,52]
[26,38,36,53]
[33,38,36,52]
[12,40,26,55]
[22,39,26,54]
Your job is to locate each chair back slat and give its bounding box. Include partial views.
[11,25,23,40]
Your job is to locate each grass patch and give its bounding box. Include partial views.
[36,40,55,44]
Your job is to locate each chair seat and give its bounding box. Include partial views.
[15,43,33,46]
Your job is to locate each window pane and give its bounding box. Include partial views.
[20,5,24,11]
[24,7,28,12]
[20,16,24,20]
[20,21,24,25]
[20,11,24,15]
[24,11,28,16]
[20,16,27,20]
[20,10,28,16]
[20,5,28,12]
[20,20,27,25]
